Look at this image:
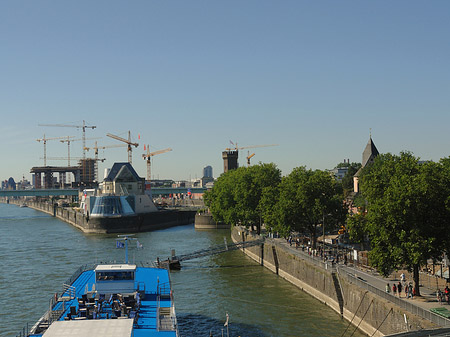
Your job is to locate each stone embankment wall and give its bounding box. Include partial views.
[231,226,437,337]
[17,200,89,232]
[194,213,230,229]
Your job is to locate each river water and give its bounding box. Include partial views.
[0,203,366,337]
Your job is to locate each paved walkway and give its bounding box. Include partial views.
[272,237,449,317]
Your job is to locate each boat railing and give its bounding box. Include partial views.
[62,284,76,299]
[157,282,171,297]
[156,281,176,331]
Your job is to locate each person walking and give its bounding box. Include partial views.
[397,282,402,298]
[408,283,413,299]
[393,283,397,296]
[386,283,390,293]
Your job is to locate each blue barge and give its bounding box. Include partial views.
[23,263,178,337]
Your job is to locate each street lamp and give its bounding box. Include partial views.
[323,212,325,262]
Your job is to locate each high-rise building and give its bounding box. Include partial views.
[203,165,213,178]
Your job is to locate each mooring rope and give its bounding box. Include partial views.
[370,307,393,337]
[350,299,374,337]
[340,290,369,337]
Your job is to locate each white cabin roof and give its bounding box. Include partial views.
[94,264,136,272]
[42,319,133,337]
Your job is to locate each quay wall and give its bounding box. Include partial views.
[15,199,91,232]
[231,226,437,337]
[194,213,230,230]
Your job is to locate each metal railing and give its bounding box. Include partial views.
[237,228,450,328]
[337,266,450,328]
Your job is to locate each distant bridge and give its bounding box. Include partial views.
[0,189,79,197]
[151,187,206,195]
[0,187,206,197]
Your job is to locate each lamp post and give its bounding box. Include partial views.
[323,212,325,261]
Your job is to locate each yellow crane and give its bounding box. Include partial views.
[36,134,75,166]
[247,152,255,167]
[38,120,97,160]
[225,142,279,167]
[142,145,172,181]
[106,131,139,164]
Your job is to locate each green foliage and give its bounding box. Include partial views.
[272,167,345,247]
[204,163,281,233]
[346,212,367,247]
[358,152,450,293]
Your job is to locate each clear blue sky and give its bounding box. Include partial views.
[1,1,449,183]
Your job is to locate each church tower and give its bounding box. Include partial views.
[353,136,379,193]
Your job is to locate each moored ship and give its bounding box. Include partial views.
[21,262,178,336]
[78,162,195,233]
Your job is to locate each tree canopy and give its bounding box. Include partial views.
[206,164,345,247]
[269,167,345,248]
[355,152,450,295]
[204,163,281,234]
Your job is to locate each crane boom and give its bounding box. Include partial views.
[142,145,172,181]
[39,120,96,160]
[225,143,278,151]
[36,135,75,166]
[106,131,139,164]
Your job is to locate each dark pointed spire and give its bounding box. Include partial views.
[362,136,379,167]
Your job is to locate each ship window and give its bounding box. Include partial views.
[91,196,124,215]
[96,271,134,281]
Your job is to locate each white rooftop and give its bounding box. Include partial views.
[42,319,133,337]
[94,264,136,272]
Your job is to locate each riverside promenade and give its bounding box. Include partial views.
[233,226,450,336]
[273,235,450,335]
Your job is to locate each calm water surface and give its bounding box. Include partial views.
[0,203,366,337]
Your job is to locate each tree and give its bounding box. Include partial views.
[204,163,281,233]
[358,152,450,296]
[272,167,345,248]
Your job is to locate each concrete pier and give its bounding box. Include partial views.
[194,213,230,229]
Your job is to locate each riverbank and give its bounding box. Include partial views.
[3,198,196,233]
[231,226,445,336]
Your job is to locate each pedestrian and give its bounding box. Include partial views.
[393,283,397,296]
[397,282,402,298]
[400,272,406,284]
[408,283,413,299]
[444,285,450,303]
[437,289,443,304]
[386,283,390,293]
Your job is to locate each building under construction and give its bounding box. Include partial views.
[31,158,98,189]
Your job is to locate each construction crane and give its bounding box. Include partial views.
[224,143,278,169]
[38,120,97,160]
[142,145,172,181]
[84,142,127,181]
[247,152,255,167]
[225,143,279,152]
[60,136,101,167]
[36,134,75,166]
[106,131,139,164]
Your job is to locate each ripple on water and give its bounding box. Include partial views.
[0,205,367,337]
